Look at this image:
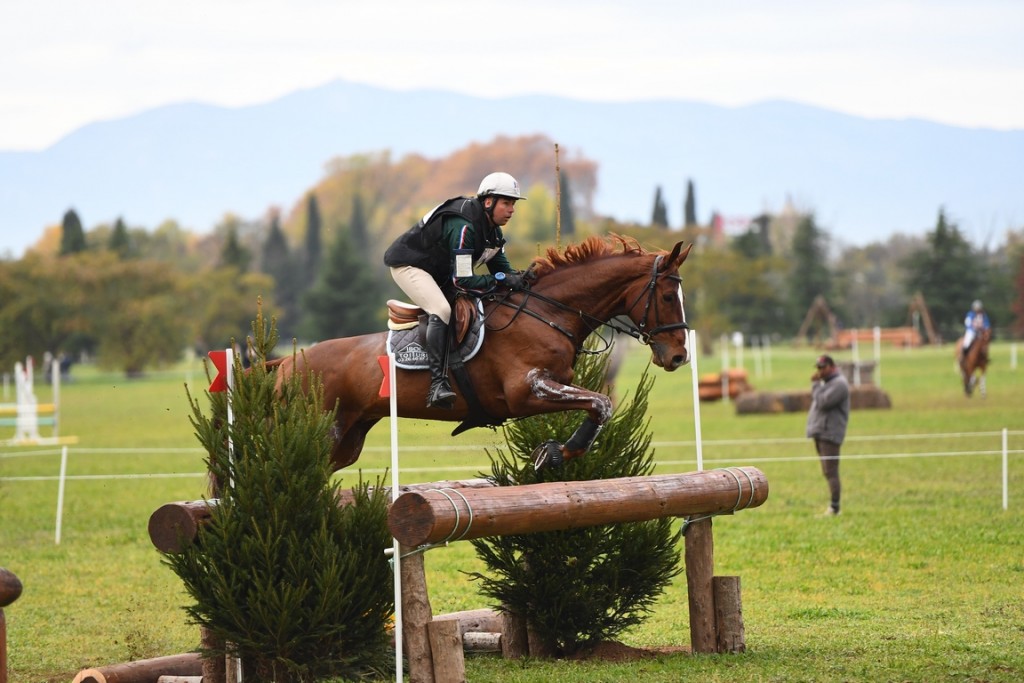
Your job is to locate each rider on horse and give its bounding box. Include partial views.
[961,299,991,362]
[384,172,528,409]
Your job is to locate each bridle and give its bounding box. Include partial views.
[485,254,688,352]
[620,254,689,345]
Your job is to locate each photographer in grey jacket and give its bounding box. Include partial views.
[806,354,850,516]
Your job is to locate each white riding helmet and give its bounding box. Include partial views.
[478,172,525,200]
[972,300,983,311]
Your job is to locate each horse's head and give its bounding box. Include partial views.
[623,240,693,371]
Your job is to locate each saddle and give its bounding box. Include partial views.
[385,297,485,370]
[387,297,476,344]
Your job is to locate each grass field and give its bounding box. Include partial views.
[2,340,1023,682]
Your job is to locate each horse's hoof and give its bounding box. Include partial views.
[532,440,564,472]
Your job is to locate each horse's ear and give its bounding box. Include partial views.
[665,241,693,270]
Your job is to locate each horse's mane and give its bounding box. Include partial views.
[528,234,649,278]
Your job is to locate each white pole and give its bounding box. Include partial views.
[1003,428,1009,511]
[851,330,861,386]
[55,445,68,544]
[223,348,242,683]
[51,358,61,438]
[388,351,404,683]
[225,348,236,490]
[689,330,704,471]
[752,336,763,378]
[873,326,882,388]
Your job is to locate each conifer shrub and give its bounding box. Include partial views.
[163,307,394,682]
[469,342,683,656]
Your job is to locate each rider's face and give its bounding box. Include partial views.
[487,197,517,226]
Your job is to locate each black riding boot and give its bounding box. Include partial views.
[425,314,456,408]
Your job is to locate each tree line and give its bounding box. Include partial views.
[2,134,1022,375]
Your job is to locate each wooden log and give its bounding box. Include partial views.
[427,618,465,682]
[685,516,717,654]
[500,610,529,659]
[432,608,502,636]
[388,468,768,547]
[149,479,497,553]
[400,544,435,683]
[713,576,745,653]
[463,632,502,653]
[71,653,203,683]
[0,569,20,608]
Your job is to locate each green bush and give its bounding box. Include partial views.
[163,307,394,681]
[470,342,682,656]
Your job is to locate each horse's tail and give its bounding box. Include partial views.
[264,357,286,371]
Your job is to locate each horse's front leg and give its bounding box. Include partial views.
[522,369,614,471]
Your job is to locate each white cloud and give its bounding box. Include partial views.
[1,0,1022,150]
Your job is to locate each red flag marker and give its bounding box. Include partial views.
[378,355,390,397]
[208,350,228,392]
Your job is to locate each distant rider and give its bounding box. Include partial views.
[961,299,991,361]
[383,172,527,408]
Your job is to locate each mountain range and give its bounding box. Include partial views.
[2,79,1022,258]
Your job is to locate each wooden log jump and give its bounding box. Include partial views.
[388,467,768,547]
[148,479,497,553]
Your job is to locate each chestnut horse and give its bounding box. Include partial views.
[959,327,990,397]
[272,235,692,471]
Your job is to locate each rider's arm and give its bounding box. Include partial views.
[443,216,502,294]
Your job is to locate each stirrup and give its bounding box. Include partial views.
[427,380,456,409]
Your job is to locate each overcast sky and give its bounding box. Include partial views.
[2,0,1023,152]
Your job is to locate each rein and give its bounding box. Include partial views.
[484,254,688,352]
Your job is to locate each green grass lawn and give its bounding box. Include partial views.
[2,341,1023,682]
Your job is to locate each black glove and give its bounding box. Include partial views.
[503,272,525,290]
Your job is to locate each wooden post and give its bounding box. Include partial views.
[684,516,717,653]
[0,568,23,683]
[389,469,768,547]
[400,544,435,683]
[500,609,529,659]
[713,576,745,653]
[427,618,465,682]
[199,628,225,683]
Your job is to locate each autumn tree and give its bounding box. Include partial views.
[184,267,275,354]
[0,254,84,367]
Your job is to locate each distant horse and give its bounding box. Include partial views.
[271,235,692,471]
[959,328,990,397]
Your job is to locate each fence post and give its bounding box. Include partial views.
[1,567,24,683]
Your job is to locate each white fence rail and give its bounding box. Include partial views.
[1,429,1020,544]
